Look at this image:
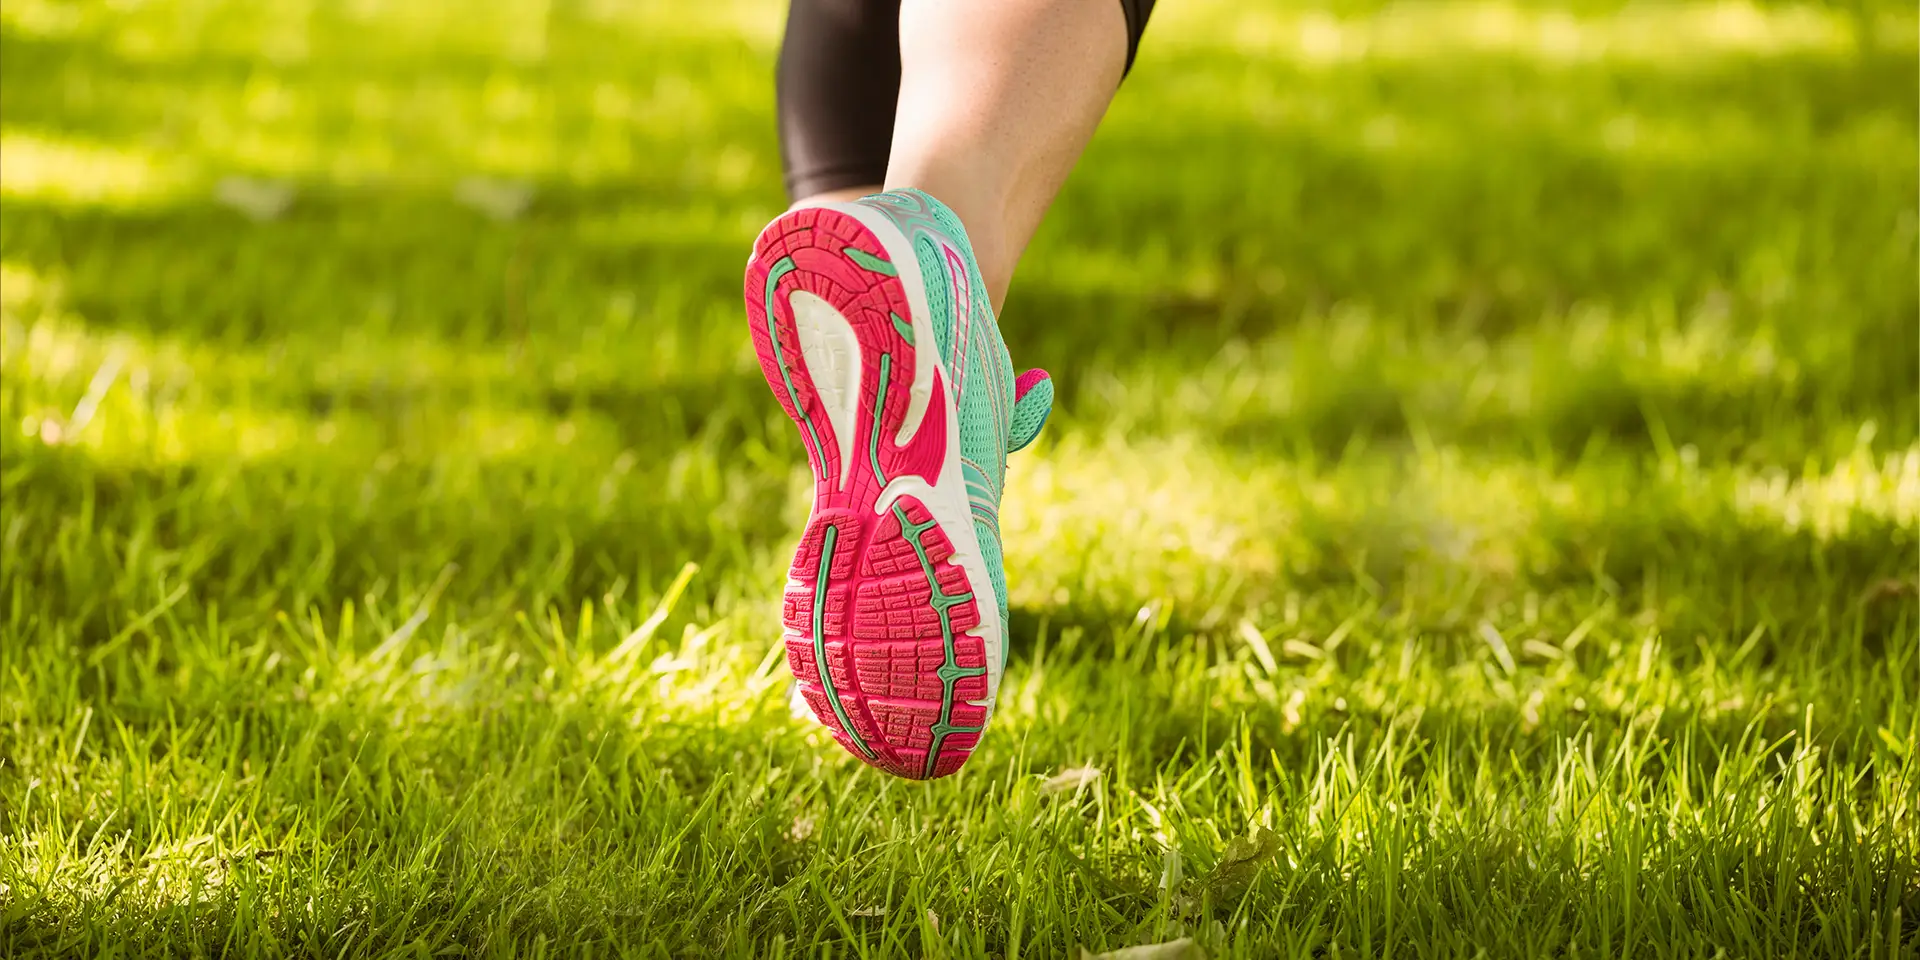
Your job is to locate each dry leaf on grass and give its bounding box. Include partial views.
[1041,765,1103,794]
[214,177,295,221]
[454,177,534,221]
[1207,826,1281,896]
[1080,937,1206,960]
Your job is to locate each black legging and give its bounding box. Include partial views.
[776,0,1156,201]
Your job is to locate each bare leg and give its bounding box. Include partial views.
[886,0,1128,311]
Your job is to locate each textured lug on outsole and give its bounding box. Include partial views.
[744,207,990,780]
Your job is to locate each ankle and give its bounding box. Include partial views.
[883,179,1014,310]
[789,185,878,210]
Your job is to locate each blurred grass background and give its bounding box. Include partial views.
[1,0,1916,956]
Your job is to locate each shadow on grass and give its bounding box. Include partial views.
[5,186,1913,467]
[7,420,1914,648]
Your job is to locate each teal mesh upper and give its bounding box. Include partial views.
[1008,375,1052,452]
[861,189,1050,666]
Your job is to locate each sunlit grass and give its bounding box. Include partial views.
[1,0,1915,956]
[1159,0,1911,63]
[0,134,190,206]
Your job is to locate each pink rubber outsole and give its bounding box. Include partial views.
[744,207,989,780]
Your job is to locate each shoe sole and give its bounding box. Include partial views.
[743,203,1002,780]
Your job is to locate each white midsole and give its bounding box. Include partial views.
[788,290,861,493]
[821,200,1004,711]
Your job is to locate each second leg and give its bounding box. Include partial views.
[886,0,1137,311]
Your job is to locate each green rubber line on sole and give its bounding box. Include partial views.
[870,352,891,484]
[865,299,974,774]
[762,257,830,483]
[892,504,985,779]
[764,256,875,760]
[813,524,874,759]
[844,246,898,277]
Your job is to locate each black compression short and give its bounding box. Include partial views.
[776,0,1156,201]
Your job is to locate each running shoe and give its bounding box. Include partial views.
[743,189,1054,780]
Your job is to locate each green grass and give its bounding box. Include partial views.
[2,0,1917,955]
